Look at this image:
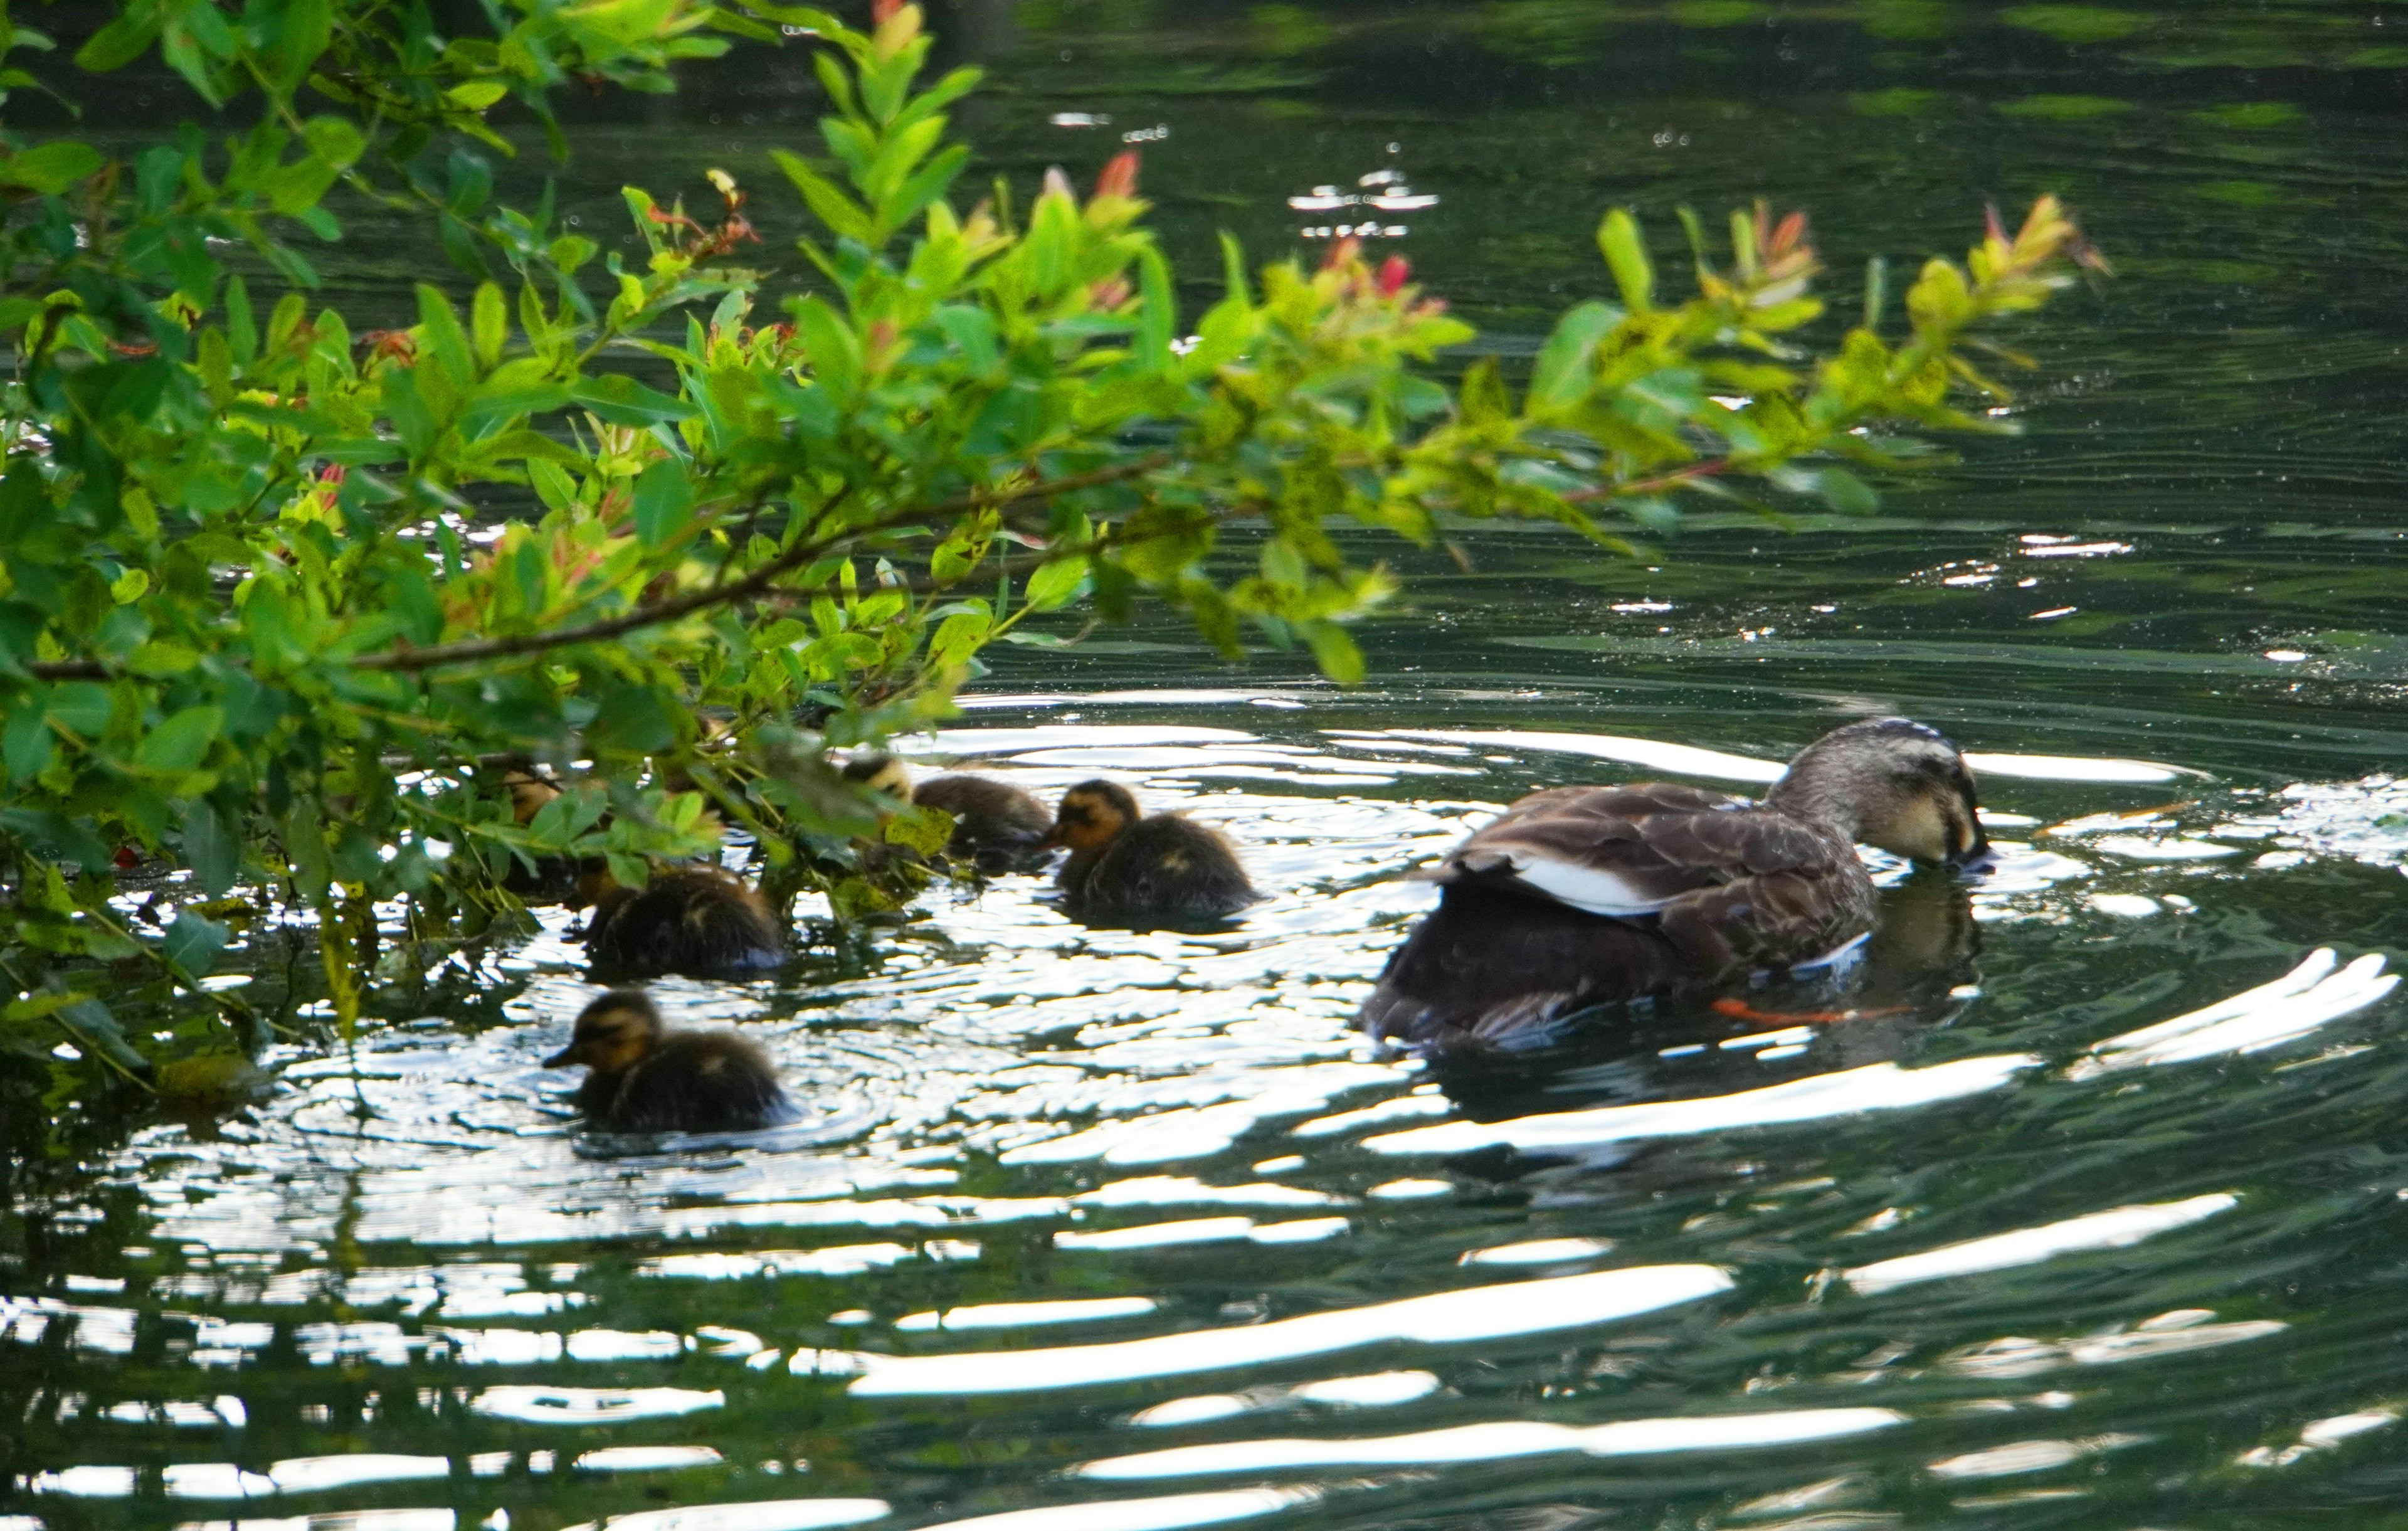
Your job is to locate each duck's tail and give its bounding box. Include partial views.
[1354,884,1681,1052]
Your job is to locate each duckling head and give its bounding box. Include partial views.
[1048,780,1141,852]
[1767,718,1989,869]
[544,990,663,1074]
[842,752,915,802]
[504,770,561,827]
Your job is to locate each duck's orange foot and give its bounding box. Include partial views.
[1711,997,1912,1026]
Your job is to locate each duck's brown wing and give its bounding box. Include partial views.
[1419,783,1847,917]
[1364,783,1876,1050]
[1356,884,1694,1051]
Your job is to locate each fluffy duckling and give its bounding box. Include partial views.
[487,763,583,903]
[843,753,1054,871]
[544,989,798,1132]
[1048,779,1259,925]
[582,866,787,978]
[1356,718,1990,1052]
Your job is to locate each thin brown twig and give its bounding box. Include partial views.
[26,455,1173,682]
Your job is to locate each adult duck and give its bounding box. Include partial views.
[1355,718,1989,1052]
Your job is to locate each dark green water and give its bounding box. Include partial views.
[18,3,2408,1528]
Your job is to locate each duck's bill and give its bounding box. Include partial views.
[1948,839,1998,874]
[541,1046,578,1068]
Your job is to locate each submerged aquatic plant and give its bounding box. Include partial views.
[0,0,2096,1099]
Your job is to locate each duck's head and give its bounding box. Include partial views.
[503,770,561,827]
[544,990,663,1073]
[1047,780,1141,852]
[842,751,914,802]
[1767,718,1989,870]
[572,862,628,913]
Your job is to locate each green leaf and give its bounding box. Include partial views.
[583,684,677,756]
[3,704,54,781]
[1598,208,1655,312]
[75,14,161,71]
[446,79,510,110]
[179,803,240,896]
[0,140,105,193]
[472,282,507,368]
[773,149,873,242]
[135,706,223,775]
[570,374,697,426]
[59,997,150,1074]
[45,684,111,739]
[301,115,364,171]
[1022,555,1089,612]
[1814,465,1879,516]
[1529,300,1620,413]
[927,608,990,667]
[631,458,695,547]
[162,908,231,972]
[1303,622,1365,686]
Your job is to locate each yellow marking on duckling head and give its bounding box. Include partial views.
[574,862,628,911]
[504,771,560,826]
[546,990,661,1073]
[1050,780,1140,852]
[842,752,914,801]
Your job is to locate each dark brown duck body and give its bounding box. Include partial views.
[545,990,798,1133]
[1358,719,1988,1052]
[1050,780,1259,924]
[842,754,1054,871]
[584,867,786,978]
[914,774,1054,869]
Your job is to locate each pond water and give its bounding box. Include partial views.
[18,2,2408,1528]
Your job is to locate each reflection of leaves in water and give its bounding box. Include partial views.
[1849,88,1946,117]
[1856,0,1956,42]
[1999,93,2136,120]
[1250,3,1336,56]
[1475,0,1616,68]
[1664,0,1770,25]
[1081,61,1324,96]
[2000,4,2151,43]
[2197,179,2287,208]
[2192,102,2306,130]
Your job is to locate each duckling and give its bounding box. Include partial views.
[1047,779,1260,925]
[543,989,798,1132]
[1356,718,1990,1052]
[581,866,788,978]
[493,765,584,903]
[842,753,1054,871]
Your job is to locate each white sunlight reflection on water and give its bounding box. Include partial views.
[848,1265,1732,1396]
[915,1486,1323,1530]
[2071,948,2397,1074]
[1842,1195,2239,1295]
[1076,1408,1906,1479]
[557,1500,891,1531]
[49,700,2408,1531]
[1363,1056,2039,1155]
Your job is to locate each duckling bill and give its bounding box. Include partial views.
[843,753,1053,871]
[544,990,798,1133]
[1357,718,1990,1053]
[1048,779,1259,925]
[583,866,787,978]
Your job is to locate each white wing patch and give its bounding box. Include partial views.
[1492,852,1675,917]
